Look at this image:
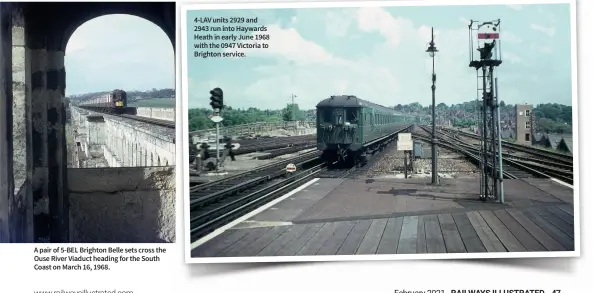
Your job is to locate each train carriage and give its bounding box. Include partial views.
[316,95,409,167]
[78,89,128,114]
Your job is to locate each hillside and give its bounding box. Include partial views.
[68,88,174,103]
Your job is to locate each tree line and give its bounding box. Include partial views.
[68,88,175,102]
[188,100,572,134]
[394,101,572,134]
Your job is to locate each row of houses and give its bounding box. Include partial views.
[455,105,572,154]
[495,129,572,153]
[461,127,572,154]
[532,133,573,154]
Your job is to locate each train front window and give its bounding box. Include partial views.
[346,108,358,124]
[333,108,344,125]
[320,108,333,123]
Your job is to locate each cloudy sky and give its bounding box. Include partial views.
[186,3,572,110]
[65,14,175,96]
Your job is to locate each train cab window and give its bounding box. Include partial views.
[346,108,358,124]
[320,108,332,123]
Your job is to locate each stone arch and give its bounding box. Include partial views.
[1,3,175,242]
[18,3,175,52]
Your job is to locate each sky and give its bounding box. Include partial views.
[186,3,573,110]
[65,14,175,96]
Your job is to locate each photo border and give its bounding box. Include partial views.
[179,0,580,264]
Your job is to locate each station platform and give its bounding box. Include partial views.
[191,177,575,257]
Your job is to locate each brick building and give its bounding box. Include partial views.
[514,104,533,145]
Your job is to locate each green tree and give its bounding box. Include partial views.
[187,106,309,132]
[281,103,305,121]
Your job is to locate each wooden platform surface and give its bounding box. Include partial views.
[192,204,574,257]
[191,177,575,257]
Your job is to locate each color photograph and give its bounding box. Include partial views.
[181,0,578,262]
[0,2,176,243]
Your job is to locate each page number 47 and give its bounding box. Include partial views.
[552,290,561,293]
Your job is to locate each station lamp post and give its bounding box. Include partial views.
[426,27,439,185]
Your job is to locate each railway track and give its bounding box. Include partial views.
[189,150,321,195]
[416,125,573,185]
[190,125,413,243]
[444,128,573,165]
[188,134,316,163]
[77,106,175,128]
[119,114,175,128]
[189,150,323,242]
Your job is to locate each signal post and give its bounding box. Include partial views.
[209,87,224,172]
[468,19,504,203]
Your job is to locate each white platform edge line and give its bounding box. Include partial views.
[551,178,574,189]
[190,177,320,250]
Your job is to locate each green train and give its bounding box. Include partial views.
[316,95,410,166]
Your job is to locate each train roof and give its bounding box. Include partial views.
[316,95,399,114]
[78,89,126,101]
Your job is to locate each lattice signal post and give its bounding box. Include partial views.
[468,19,505,203]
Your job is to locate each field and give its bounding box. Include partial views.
[129,98,175,108]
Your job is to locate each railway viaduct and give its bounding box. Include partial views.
[69,106,175,168]
[0,2,175,243]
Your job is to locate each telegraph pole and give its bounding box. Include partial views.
[291,94,297,121]
[209,88,224,172]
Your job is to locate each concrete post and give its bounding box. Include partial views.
[118,137,123,163]
[0,3,14,242]
[119,138,124,166]
[131,143,136,167]
[46,48,68,242]
[136,145,142,166]
[86,115,105,145]
[128,141,133,166]
[125,140,130,166]
[104,125,111,158]
[28,23,50,243]
[85,115,105,165]
[11,5,34,242]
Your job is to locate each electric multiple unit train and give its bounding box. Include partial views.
[316,95,410,166]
